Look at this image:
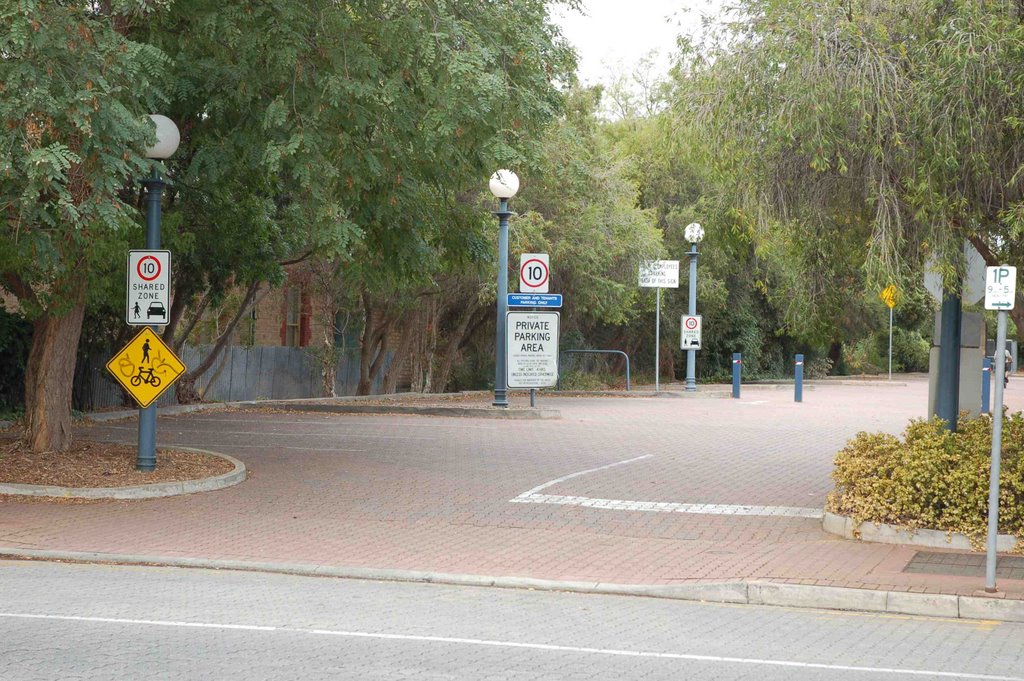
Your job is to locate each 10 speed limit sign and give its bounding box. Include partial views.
[127,250,171,326]
[681,314,702,350]
[519,253,550,293]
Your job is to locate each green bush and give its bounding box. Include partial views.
[557,370,613,391]
[888,328,930,372]
[843,337,885,375]
[827,415,1024,550]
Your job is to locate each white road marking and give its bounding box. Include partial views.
[512,456,822,519]
[513,494,823,518]
[0,612,1018,680]
[515,455,654,497]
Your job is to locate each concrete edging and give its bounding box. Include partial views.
[0,448,246,500]
[823,511,1020,552]
[246,402,562,420]
[0,550,1021,622]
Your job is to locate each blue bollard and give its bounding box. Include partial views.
[732,353,742,398]
[795,354,804,403]
[982,357,992,414]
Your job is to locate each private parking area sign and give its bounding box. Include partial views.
[507,311,559,388]
[127,250,171,326]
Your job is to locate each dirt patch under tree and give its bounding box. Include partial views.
[0,435,235,490]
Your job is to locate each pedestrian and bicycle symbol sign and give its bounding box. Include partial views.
[879,284,898,309]
[105,327,186,408]
[127,250,171,326]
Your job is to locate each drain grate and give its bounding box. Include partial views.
[904,551,1024,581]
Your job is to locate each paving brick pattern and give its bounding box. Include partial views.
[1,376,1022,599]
[905,551,1024,580]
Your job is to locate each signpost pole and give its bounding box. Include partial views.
[888,306,893,381]
[986,309,1008,592]
[493,198,511,407]
[137,168,164,472]
[982,265,1016,592]
[685,242,698,392]
[655,288,661,393]
[639,260,679,392]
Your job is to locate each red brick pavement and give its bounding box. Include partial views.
[1,376,1022,599]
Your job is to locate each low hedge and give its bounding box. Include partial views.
[827,414,1024,551]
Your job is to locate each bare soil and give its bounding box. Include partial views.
[0,435,234,489]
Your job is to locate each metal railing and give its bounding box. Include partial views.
[557,349,630,391]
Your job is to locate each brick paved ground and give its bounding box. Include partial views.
[1,375,1022,599]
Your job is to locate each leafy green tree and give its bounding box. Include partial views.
[0,1,165,450]
[676,0,1024,334]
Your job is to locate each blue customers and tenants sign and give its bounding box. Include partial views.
[507,293,563,308]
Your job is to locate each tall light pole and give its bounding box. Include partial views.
[137,114,180,471]
[684,222,704,392]
[490,170,519,408]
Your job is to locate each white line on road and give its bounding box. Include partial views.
[512,456,822,518]
[512,494,823,518]
[515,455,654,497]
[0,612,1018,680]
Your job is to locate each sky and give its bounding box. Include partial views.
[551,0,727,87]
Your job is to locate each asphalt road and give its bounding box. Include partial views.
[1,560,1022,681]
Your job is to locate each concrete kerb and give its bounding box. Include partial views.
[0,549,1021,622]
[81,395,563,422]
[823,511,1021,553]
[248,401,562,420]
[0,448,246,500]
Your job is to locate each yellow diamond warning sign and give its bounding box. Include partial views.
[879,284,899,309]
[105,327,186,408]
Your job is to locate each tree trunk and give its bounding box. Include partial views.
[382,309,420,394]
[429,303,485,393]
[23,301,86,452]
[174,282,263,403]
[357,293,393,396]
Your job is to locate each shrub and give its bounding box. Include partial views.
[827,414,1024,551]
[557,370,612,391]
[804,356,833,379]
[888,329,930,373]
[843,337,884,375]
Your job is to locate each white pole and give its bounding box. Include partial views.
[655,288,661,393]
[985,310,1008,592]
[888,306,893,380]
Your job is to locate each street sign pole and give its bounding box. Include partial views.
[879,285,898,381]
[638,261,679,393]
[138,168,164,471]
[888,306,893,381]
[655,288,661,393]
[686,242,698,392]
[986,309,1007,592]
[983,265,1016,593]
